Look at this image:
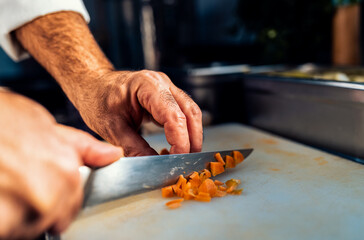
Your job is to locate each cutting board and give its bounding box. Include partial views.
[62,123,364,240]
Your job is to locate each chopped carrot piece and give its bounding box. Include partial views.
[161,186,174,198]
[214,153,225,165]
[189,171,199,180]
[198,179,217,197]
[160,148,170,155]
[225,179,241,193]
[232,151,244,165]
[224,155,236,169]
[203,169,212,178]
[210,162,225,176]
[214,180,224,186]
[175,175,187,191]
[225,179,241,187]
[229,189,243,195]
[215,190,227,197]
[184,188,196,200]
[162,151,247,209]
[166,198,184,209]
[195,192,211,202]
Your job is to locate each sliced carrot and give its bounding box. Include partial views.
[224,155,236,169]
[215,190,227,197]
[214,152,225,165]
[160,148,170,155]
[210,162,225,176]
[203,169,212,178]
[195,192,211,202]
[175,175,187,191]
[229,189,243,195]
[225,179,241,187]
[219,186,227,191]
[225,179,241,193]
[166,198,184,209]
[189,171,199,180]
[232,151,244,165]
[214,180,224,186]
[198,179,217,197]
[161,186,174,198]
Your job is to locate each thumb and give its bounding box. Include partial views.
[55,124,124,167]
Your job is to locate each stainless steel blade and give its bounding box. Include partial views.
[83,148,253,208]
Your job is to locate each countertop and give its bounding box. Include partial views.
[62,123,364,240]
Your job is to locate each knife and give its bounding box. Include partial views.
[81,148,253,208]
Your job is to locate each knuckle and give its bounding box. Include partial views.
[188,103,202,119]
[168,111,187,124]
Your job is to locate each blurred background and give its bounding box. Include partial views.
[0,0,363,139]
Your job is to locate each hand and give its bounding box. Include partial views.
[0,91,123,239]
[75,70,203,157]
[14,12,203,156]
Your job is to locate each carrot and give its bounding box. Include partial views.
[161,186,174,198]
[232,150,244,165]
[214,180,224,186]
[215,190,227,197]
[162,151,247,209]
[224,155,236,169]
[195,192,211,202]
[198,179,217,197]
[229,189,243,195]
[166,198,184,209]
[214,153,225,165]
[210,162,225,176]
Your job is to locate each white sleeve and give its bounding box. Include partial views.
[0,0,90,62]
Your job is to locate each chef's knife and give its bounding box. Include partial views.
[82,148,253,208]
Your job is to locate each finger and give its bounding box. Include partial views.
[113,123,158,157]
[137,86,190,154]
[0,192,27,239]
[49,175,83,234]
[55,125,124,167]
[170,87,203,153]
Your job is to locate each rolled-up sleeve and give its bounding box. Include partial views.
[0,0,90,61]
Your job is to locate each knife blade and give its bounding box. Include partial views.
[82,148,253,208]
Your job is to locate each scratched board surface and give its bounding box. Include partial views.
[62,123,364,240]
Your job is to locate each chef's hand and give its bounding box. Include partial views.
[76,70,203,156]
[0,90,123,239]
[15,11,203,157]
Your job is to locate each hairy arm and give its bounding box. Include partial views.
[15,11,203,156]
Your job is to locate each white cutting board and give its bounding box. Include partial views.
[62,123,364,240]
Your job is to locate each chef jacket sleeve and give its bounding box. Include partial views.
[0,0,90,62]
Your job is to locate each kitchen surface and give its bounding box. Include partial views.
[62,123,364,240]
[1,0,364,239]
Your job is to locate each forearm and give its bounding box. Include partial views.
[15,11,114,109]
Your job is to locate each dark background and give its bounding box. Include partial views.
[0,0,361,131]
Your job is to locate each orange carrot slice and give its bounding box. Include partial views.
[210,162,225,176]
[224,155,236,169]
[214,180,224,186]
[195,192,211,202]
[161,186,174,198]
[198,179,217,197]
[229,189,243,195]
[232,151,244,165]
[214,153,225,165]
[215,190,227,197]
[166,198,184,209]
